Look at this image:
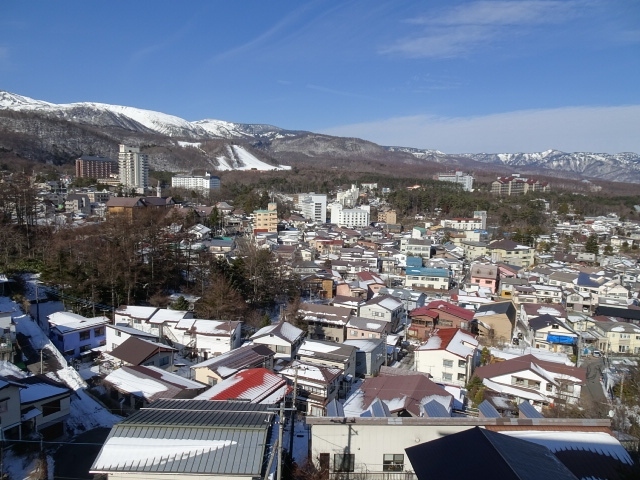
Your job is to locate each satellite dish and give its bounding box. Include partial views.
[608,410,615,418]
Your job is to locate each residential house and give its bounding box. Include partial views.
[0,376,23,440]
[194,368,289,404]
[414,328,479,386]
[473,354,586,407]
[249,321,305,361]
[90,400,277,479]
[472,301,517,344]
[401,238,433,258]
[379,287,427,312]
[404,267,450,291]
[170,318,243,360]
[346,316,392,340]
[298,303,352,342]
[407,307,439,340]
[191,344,275,386]
[486,239,535,268]
[461,240,488,261]
[343,338,386,377]
[423,300,475,330]
[296,338,356,400]
[520,303,568,327]
[527,314,578,354]
[18,375,72,439]
[48,312,108,359]
[469,263,499,294]
[107,336,176,370]
[297,339,357,382]
[342,373,454,418]
[105,323,158,352]
[358,294,404,332]
[591,320,640,355]
[102,365,207,412]
[281,361,342,416]
[497,277,529,299]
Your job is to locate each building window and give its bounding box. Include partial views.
[115,330,122,337]
[207,376,217,386]
[159,356,169,366]
[442,372,453,381]
[79,331,90,341]
[443,359,453,368]
[458,359,466,368]
[334,454,355,472]
[383,454,404,472]
[42,399,61,417]
[94,327,105,337]
[276,345,289,354]
[546,383,553,392]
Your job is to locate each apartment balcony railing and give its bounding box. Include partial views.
[329,472,417,480]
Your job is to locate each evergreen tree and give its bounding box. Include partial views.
[585,234,599,254]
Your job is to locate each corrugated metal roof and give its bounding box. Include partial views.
[478,400,501,419]
[422,400,450,418]
[120,399,274,428]
[518,401,544,419]
[91,400,275,476]
[92,425,268,475]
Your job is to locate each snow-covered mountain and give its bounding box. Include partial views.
[0,91,299,141]
[1,90,639,182]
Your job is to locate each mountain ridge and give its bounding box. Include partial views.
[1,90,639,183]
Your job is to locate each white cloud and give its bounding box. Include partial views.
[381,0,584,58]
[320,105,640,154]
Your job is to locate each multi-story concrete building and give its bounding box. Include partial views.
[330,204,370,228]
[75,155,117,179]
[437,171,474,191]
[440,217,484,231]
[253,202,278,233]
[171,172,220,192]
[295,193,327,223]
[490,175,549,195]
[336,184,360,207]
[118,145,149,192]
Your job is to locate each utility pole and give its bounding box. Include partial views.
[277,400,284,480]
[289,365,299,457]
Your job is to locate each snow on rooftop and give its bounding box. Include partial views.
[116,305,158,319]
[535,306,563,317]
[150,308,190,324]
[502,431,633,465]
[104,369,168,398]
[300,340,341,354]
[93,437,236,470]
[20,382,69,403]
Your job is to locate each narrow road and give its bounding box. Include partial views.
[580,357,609,417]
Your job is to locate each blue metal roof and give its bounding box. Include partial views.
[422,400,450,418]
[478,400,501,418]
[518,401,543,418]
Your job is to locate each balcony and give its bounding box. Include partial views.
[330,472,417,480]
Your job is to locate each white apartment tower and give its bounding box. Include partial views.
[296,193,327,223]
[118,144,149,192]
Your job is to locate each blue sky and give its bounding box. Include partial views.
[1,0,639,153]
